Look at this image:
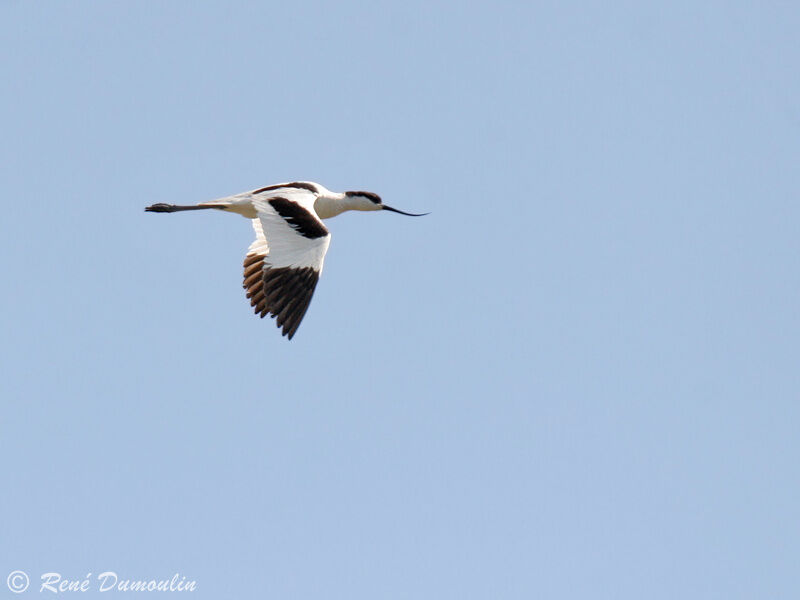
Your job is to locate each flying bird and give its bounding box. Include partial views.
[145,181,427,339]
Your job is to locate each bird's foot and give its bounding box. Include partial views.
[145,203,176,213]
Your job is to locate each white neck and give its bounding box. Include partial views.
[314,191,379,220]
[313,192,348,220]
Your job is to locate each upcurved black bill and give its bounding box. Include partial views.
[382,204,430,217]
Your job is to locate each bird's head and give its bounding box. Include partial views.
[344,191,429,216]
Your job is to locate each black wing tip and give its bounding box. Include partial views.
[242,263,320,340]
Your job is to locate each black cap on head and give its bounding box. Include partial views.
[345,191,382,204]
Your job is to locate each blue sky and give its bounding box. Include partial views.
[1,1,798,598]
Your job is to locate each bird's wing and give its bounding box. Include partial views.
[242,191,331,339]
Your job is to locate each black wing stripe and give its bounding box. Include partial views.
[267,197,328,239]
[252,181,319,195]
